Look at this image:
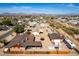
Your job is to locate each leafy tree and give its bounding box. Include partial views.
[63,28,74,35]
[0,39,7,44]
[63,28,79,35]
[2,18,12,26]
[14,24,24,33]
[0,22,2,25]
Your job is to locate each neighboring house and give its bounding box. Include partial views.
[28,21,37,27]
[32,32,39,36]
[75,22,79,26]
[68,20,79,25]
[48,33,64,49]
[58,18,67,22]
[40,23,49,28]
[4,33,42,53]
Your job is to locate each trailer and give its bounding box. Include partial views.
[63,38,76,49]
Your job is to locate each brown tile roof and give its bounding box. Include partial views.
[48,33,63,40]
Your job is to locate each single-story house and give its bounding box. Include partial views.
[4,33,42,52]
[48,33,64,49]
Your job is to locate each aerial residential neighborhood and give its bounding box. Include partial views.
[0,3,79,56]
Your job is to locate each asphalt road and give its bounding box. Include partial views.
[0,28,13,40]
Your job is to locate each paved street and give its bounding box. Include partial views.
[0,28,14,40]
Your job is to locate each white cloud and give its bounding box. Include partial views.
[65,3,79,11]
[12,6,31,9]
[0,6,32,13]
[67,4,75,7]
[0,6,54,14]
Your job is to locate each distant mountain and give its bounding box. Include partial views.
[0,13,79,16]
[0,13,28,16]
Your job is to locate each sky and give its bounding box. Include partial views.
[0,3,79,14]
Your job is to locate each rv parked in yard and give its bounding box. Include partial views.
[63,38,76,49]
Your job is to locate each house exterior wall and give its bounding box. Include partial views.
[51,39,63,42]
[10,47,25,52]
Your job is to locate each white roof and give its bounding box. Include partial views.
[54,40,61,43]
[32,32,39,35]
[28,21,37,26]
[40,23,48,27]
[69,20,79,24]
[4,48,8,52]
[18,20,22,23]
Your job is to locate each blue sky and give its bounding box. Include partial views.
[0,3,79,14]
